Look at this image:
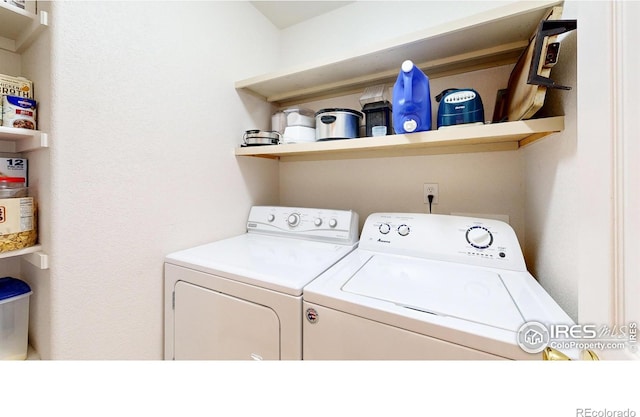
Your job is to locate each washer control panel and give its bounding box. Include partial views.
[247,206,359,245]
[360,213,526,271]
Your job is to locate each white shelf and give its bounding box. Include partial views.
[0,3,48,53]
[235,1,562,106]
[0,126,48,152]
[235,116,564,161]
[0,244,48,269]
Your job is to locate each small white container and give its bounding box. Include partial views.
[271,107,315,134]
[282,126,316,143]
[0,277,32,360]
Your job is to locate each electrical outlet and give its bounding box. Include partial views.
[423,183,439,204]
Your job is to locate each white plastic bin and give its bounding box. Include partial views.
[0,277,32,360]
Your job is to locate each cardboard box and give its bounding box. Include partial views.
[3,0,36,14]
[0,74,33,126]
[0,157,28,186]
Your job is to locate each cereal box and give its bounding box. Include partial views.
[3,0,36,13]
[0,158,28,185]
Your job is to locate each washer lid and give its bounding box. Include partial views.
[341,255,524,331]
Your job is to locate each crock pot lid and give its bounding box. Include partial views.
[315,108,363,117]
[0,277,32,301]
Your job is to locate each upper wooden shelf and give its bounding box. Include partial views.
[235,116,564,162]
[235,1,563,107]
[0,2,48,53]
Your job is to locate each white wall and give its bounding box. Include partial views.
[278,1,513,67]
[276,0,584,321]
[43,1,279,359]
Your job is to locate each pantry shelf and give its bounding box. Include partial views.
[235,116,564,161]
[0,126,48,152]
[0,3,48,53]
[0,245,48,270]
[235,1,562,106]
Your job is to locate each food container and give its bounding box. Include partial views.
[0,74,33,99]
[242,129,281,146]
[2,95,37,130]
[315,108,363,140]
[0,158,27,185]
[282,126,316,143]
[0,177,28,198]
[272,107,315,133]
[0,277,32,360]
[0,74,34,126]
[0,194,37,253]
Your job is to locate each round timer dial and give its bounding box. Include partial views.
[287,213,301,227]
[397,224,410,236]
[466,226,493,249]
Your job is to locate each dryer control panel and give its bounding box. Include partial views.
[359,213,526,271]
[246,206,359,245]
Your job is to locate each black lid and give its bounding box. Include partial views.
[315,108,363,117]
[362,101,392,112]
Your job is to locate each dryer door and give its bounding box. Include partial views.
[173,281,280,360]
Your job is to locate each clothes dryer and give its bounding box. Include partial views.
[164,206,358,360]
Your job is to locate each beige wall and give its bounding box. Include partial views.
[38,1,280,359]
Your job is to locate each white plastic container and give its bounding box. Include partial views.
[0,277,32,360]
[271,107,315,134]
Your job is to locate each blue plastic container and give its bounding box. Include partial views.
[0,277,32,360]
[392,60,432,134]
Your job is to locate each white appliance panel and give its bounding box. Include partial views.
[174,281,280,360]
[166,234,354,296]
[342,255,525,331]
[359,213,526,271]
[303,302,505,360]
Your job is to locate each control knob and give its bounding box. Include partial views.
[267,214,275,222]
[287,213,301,227]
[314,218,323,227]
[379,223,391,234]
[328,218,338,228]
[397,224,410,236]
[466,226,493,249]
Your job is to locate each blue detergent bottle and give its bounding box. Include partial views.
[392,60,432,133]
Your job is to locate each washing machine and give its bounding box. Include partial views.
[164,205,358,360]
[302,212,574,360]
